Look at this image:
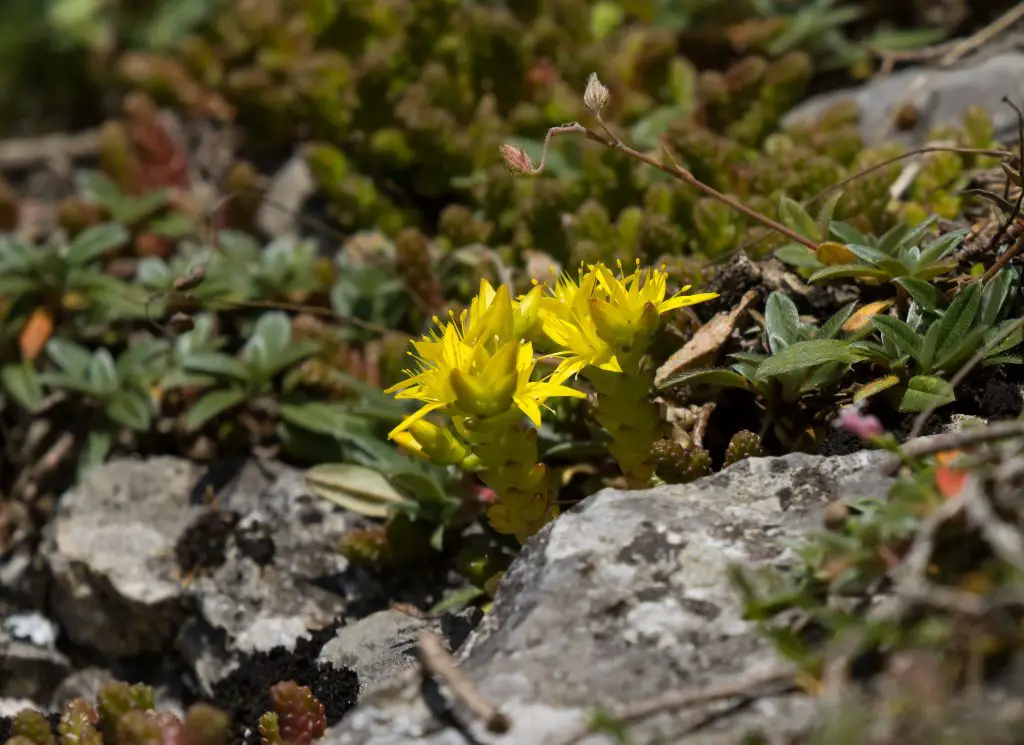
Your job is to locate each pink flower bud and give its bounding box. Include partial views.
[833,405,884,440]
[499,144,536,175]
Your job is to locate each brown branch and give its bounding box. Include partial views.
[418,630,511,734]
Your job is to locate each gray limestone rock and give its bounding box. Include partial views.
[323,450,896,745]
[783,53,1024,146]
[319,607,483,697]
[39,456,361,690]
[0,612,69,702]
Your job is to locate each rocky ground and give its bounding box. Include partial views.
[5,34,1024,745]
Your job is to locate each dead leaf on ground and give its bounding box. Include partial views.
[19,306,54,362]
[655,289,758,387]
[817,241,857,265]
[842,299,895,332]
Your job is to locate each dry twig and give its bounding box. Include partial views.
[418,630,511,734]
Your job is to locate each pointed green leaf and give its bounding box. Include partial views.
[815,191,845,233]
[279,402,370,438]
[107,390,154,431]
[754,339,863,380]
[1,363,44,410]
[816,302,856,340]
[46,338,94,377]
[87,349,119,393]
[980,269,1018,327]
[932,283,981,367]
[899,375,955,413]
[79,428,113,477]
[778,195,820,241]
[184,387,248,431]
[764,291,803,353]
[869,315,922,361]
[184,352,251,381]
[808,265,890,283]
[252,311,292,357]
[845,244,908,276]
[895,277,944,314]
[65,223,130,266]
[917,228,966,267]
[656,367,752,391]
[829,221,869,245]
[775,243,822,270]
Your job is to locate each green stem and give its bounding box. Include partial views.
[585,357,660,489]
[459,412,559,544]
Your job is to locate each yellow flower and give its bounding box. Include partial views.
[385,281,585,439]
[540,261,718,377]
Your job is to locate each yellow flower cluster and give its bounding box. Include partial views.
[384,261,717,541]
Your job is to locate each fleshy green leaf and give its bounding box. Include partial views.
[754,339,862,380]
[917,228,966,267]
[844,244,908,276]
[184,387,248,431]
[79,428,113,477]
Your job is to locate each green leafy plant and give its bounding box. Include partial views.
[0,223,144,346]
[38,336,170,471]
[776,212,964,288]
[181,311,318,431]
[659,291,865,447]
[850,270,1024,412]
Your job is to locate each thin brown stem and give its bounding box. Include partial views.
[418,631,511,734]
[514,122,821,251]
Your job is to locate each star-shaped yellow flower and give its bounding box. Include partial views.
[539,261,718,378]
[385,279,585,439]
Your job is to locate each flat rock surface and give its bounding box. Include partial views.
[325,450,896,745]
[783,53,1024,146]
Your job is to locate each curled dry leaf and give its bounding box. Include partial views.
[19,306,54,362]
[655,289,758,387]
[817,241,857,265]
[842,299,895,333]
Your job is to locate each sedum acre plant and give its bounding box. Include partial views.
[386,279,585,544]
[538,260,717,487]
[384,263,717,544]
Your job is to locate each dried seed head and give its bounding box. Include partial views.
[583,72,610,116]
[169,312,196,333]
[499,144,536,175]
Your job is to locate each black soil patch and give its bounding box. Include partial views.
[209,620,359,744]
[175,510,241,575]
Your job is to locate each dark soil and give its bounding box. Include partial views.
[209,620,359,745]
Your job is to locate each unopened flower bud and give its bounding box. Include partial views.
[583,72,610,116]
[499,144,536,175]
